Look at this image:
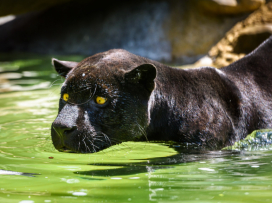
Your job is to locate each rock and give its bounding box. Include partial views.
[196,3,272,68]
[169,1,247,64]
[196,0,265,15]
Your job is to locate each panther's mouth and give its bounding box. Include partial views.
[51,124,118,153]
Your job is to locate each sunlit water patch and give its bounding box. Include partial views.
[0,54,272,203]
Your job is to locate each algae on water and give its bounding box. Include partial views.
[223,129,272,151]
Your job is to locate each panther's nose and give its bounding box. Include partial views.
[52,104,79,137]
[52,124,77,137]
[51,123,77,153]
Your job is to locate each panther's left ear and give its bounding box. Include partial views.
[52,58,79,78]
[125,63,157,92]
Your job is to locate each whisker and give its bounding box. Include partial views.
[93,137,105,143]
[49,78,62,88]
[82,136,90,153]
[67,84,97,105]
[136,122,148,142]
[101,132,112,146]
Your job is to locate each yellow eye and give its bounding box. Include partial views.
[63,93,69,101]
[96,96,107,105]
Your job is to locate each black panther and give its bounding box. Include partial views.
[51,36,272,153]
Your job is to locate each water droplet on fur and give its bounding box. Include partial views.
[82,73,85,77]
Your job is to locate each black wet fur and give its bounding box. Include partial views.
[51,35,272,153]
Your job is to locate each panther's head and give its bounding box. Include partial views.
[51,49,156,153]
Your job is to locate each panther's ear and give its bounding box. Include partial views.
[125,63,157,92]
[52,58,79,78]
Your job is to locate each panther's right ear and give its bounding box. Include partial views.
[52,58,79,78]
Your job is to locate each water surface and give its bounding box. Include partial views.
[0,54,272,203]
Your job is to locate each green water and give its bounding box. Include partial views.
[1,54,272,203]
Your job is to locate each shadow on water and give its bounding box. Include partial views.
[75,144,241,177]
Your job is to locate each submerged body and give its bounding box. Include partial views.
[51,36,272,153]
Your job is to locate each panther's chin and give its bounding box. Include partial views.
[51,123,122,153]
